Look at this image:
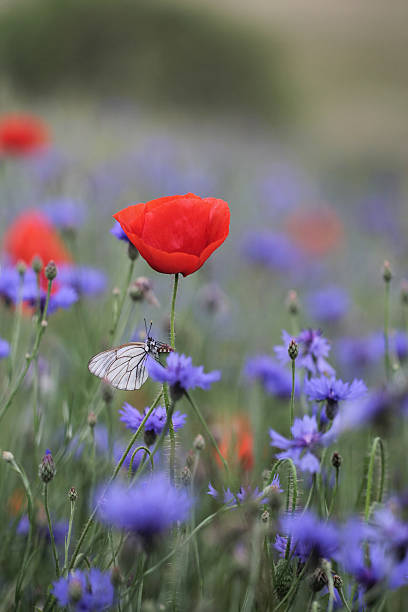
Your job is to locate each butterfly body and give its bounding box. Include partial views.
[88,335,172,391]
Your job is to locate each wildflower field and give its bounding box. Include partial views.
[1,90,408,612]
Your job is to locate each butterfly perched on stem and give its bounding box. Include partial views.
[88,321,172,390]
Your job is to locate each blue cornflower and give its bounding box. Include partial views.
[0,338,10,359]
[306,285,350,323]
[42,198,86,230]
[119,403,187,445]
[270,414,336,473]
[278,511,338,562]
[111,221,130,243]
[242,231,301,271]
[336,387,408,433]
[304,376,367,419]
[243,355,296,399]
[336,333,384,375]
[0,265,21,304]
[17,515,68,545]
[58,265,107,297]
[52,568,114,611]
[393,330,408,363]
[96,473,192,541]
[23,283,78,314]
[147,352,221,399]
[275,329,335,377]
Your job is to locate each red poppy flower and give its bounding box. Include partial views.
[284,205,345,257]
[113,193,230,276]
[0,113,50,156]
[3,211,72,288]
[217,415,254,472]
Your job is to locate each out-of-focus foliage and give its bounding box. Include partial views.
[0,0,293,122]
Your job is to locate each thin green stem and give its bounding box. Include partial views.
[384,280,391,381]
[162,384,176,482]
[44,483,60,577]
[109,259,135,341]
[68,392,162,570]
[9,270,25,382]
[0,279,53,425]
[289,359,295,437]
[364,437,385,521]
[338,588,352,612]
[170,273,179,349]
[328,468,339,517]
[64,500,76,573]
[185,391,230,477]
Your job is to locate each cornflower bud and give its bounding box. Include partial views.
[17,260,26,276]
[102,384,114,405]
[333,574,343,589]
[88,412,97,428]
[127,243,139,261]
[45,260,57,281]
[185,450,195,470]
[288,339,299,360]
[68,487,78,502]
[128,277,159,307]
[331,452,342,469]
[400,280,408,305]
[39,449,56,483]
[2,450,14,463]
[68,577,83,603]
[111,566,123,588]
[382,260,392,283]
[193,434,205,451]
[261,510,269,523]
[309,567,328,592]
[181,466,192,486]
[143,429,157,447]
[32,256,43,274]
[286,290,299,315]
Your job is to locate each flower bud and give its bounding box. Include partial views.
[45,260,57,281]
[32,256,43,274]
[170,382,184,403]
[333,574,343,589]
[261,510,269,523]
[382,260,392,283]
[111,566,123,588]
[309,567,328,592]
[143,429,157,447]
[17,260,26,276]
[288,339,299,360]
[112,287,120,297]
[102,384,114,405]
[68,577,83,603]
[39,449,56,483]
[400,280,408,305]
[181,466,192,486]
[325,399,338,420]
[286,290,299,315]
[185,450,195,470]
[127,243,139,261]
[68,487,78,502]
[2,450,14,463]
[193,434,205,451]
[88,412,97,428]
[331,452,342,469]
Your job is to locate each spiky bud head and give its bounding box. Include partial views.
[170,382,184,403]
[185,450,195,470]
[193,434,205,451]
[88,412,97,428]
[143,429,157,447]
[127,243,139,261]
[17,260,26,276]
[32,256,43,274]
[286,290,299,315]
[333,574,343,589]
[382,260,392,283]
[39,450,56,483]
[309,567,328,592]
[2,450,14,463]
[45,260,57,281]
[331,452,342,469]
[68,487,78,502]
[102,384,114,405]
[288,339,299,360]
[181,466,192,487]
[261,510,269,523]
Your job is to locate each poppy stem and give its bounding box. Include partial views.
[170,273,179,349]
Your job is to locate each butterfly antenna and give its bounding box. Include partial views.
[148,320,153,336]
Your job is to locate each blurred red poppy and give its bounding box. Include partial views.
[3,211,72,288]
[217,415,254,472]
[114,193,230,276]
[284,205,345,257]
[0,114,50,156]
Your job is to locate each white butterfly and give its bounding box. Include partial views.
[88,325,172,391]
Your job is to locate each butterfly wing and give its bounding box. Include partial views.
[88,342,149,391]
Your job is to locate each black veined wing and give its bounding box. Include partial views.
[88,342,149,391]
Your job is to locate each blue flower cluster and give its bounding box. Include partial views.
[52,568,114,611]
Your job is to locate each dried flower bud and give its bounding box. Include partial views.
[181,466,192,486]
[331,452,342,469]
[286,290,299,315]
[68,487,78,502]
[2,450,14,463]
[32,256,43,274]
[17,260,26,276]
[45,260,57,281]
[333,574,343,589]
[288,339,299,360]
[382,260,392,283]
[193,434,205,451]
[261,510,269,523]
[127,243,139,261]
[309,567,328,592]
[88,412,97,428]
[39,449,56,483]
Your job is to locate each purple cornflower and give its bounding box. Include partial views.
[119,404,186,443]
[275,329,335,377]
[111,220,130,243]
[336,387,408,432]
[52,568,114,611]
[17,515,68,545]
[243,355,296,399]
[23,284,78,314]
[304,376,367,419]
[0,338,10,359]
[242,231,301,271]
[306,285,350,323]
[147,352,221,399]
[41,198,86,230]
[269,414,336,473]
[278,511,338,562]
[336,333,384,375]
[96,473,192,543]
[393,330,408,363]
[58,265,107,297]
